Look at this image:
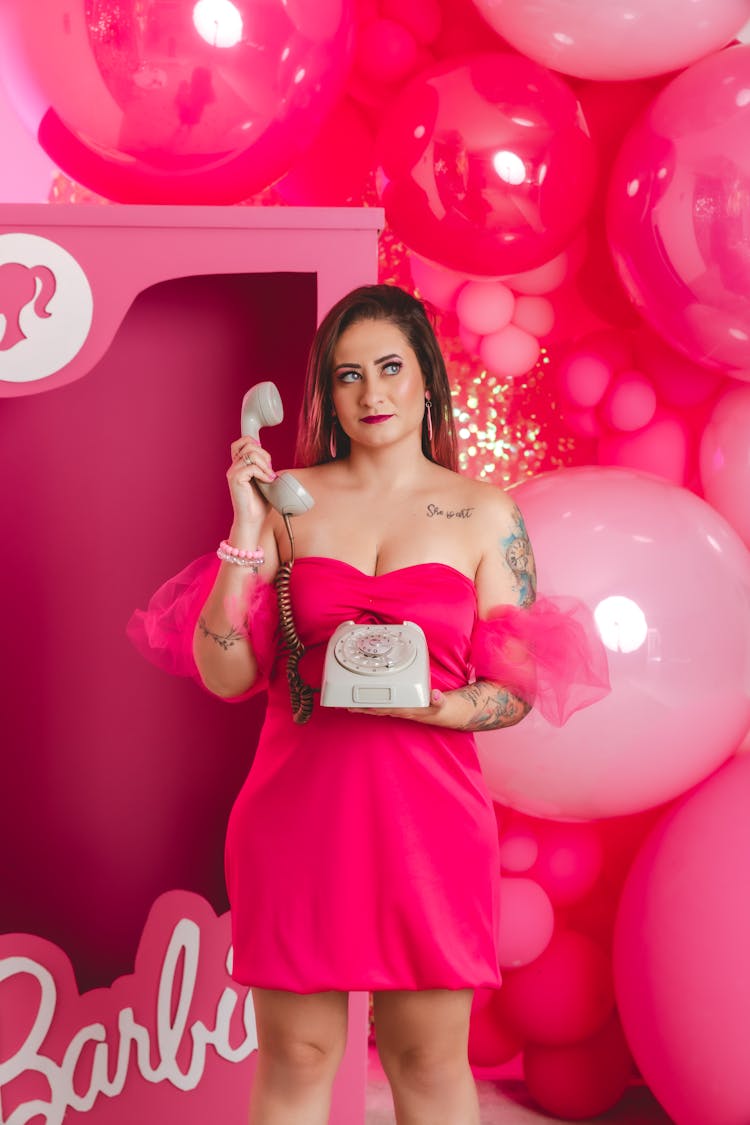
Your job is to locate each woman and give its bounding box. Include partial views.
[132,284,607,1124]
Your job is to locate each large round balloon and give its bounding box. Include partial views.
[471,0,749,81]
[607,45,750,378]
[376,53,596,275]
[700,383,750,550]
[0,0,353,203]
[613,753,750,1125]
[476,467,750,819]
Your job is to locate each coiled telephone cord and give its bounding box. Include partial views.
[275,511,314,724]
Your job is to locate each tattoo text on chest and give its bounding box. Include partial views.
[426,503,475,520]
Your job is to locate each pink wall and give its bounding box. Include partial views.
[0,75,55,200]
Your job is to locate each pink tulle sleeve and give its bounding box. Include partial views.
[469,595,611,726]
[126,553,279,702]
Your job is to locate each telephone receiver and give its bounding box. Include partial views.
[240,382,314,517]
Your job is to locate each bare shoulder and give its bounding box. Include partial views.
[439,471,519,523]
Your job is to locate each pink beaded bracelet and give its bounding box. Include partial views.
[217,540,265,570]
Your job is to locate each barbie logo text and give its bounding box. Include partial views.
[0,892,258,1125]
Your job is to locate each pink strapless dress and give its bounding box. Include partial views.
[128,553,610,993]
[226,557,503,992]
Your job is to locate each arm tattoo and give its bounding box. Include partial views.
[456,681,531,731]
[501,504,537,608]
[197,615,248,651]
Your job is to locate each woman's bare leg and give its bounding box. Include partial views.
[248,987,349,1125]
[373,989,480,1125]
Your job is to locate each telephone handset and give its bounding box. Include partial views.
[240,382,314,517]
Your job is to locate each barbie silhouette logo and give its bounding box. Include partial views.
[0,234,93,384]
[0,891,258,1124]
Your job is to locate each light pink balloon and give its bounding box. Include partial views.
[613,754,750,1125]
[456,280,515,336]
[700,383,750,549]
[597,409,689,485]
[498,826,539,873]
[480,323,540,378]
[512,295,555,338]
[477,467,750,819]
[471,0,749,80]
[557,352,613,409]
[408,253,467,311]
[607,45,750,376]
[497,877,555,969]
[503,249,571,295]
[600,370,657,433]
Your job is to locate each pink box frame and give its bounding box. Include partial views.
[0,204,384,1124]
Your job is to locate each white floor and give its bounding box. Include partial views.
[366,1048,673,1124]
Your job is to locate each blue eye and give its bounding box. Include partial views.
[383,361,402,375]
[337,370,361,383]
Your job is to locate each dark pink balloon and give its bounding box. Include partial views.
[500,930,615,1046]
[377,53,597,275]
[607,45,750,376]
[524,1016,634,1120]
[0,0,353,203]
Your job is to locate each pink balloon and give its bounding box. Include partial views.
[600,370,657,432]
[500,930,615,1046]
[458,324,482,355]
[700,384,750,549]
[597,409,690,484]
[456,281,514,335]
[512,296,555,338]
[530,822,604,907]
[468,988,525,1069]
[498,825,539,873]
[407,253,467,312]
[379,0,442,45]
[502,249,571,295]
[471,0,749,80]
[354,18,419,84]
[276,98,374,205]
[377,53,597,275]
[557,352,613,409]
[480,323,540,378]
[633,328,726,408]
[496,878,555,969]
[477,467,750,819]
[524,1016,634,1120]
[608,45,750,376]
[0,0,353,203]
[560,405,603,440]
[613,754,750,1125]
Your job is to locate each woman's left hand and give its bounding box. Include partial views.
[348,688,451,725]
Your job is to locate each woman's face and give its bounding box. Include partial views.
[330,318,427,452]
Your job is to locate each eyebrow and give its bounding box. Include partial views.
[333,352,403,371]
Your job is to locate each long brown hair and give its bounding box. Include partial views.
[295,284,458,470]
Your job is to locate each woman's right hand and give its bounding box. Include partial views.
[227,436,277,528]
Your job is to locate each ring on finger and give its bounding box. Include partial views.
[242,453,255,467]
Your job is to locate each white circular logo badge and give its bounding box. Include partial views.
[0,233,94,383]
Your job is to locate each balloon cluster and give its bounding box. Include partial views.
[6,0,750,1121]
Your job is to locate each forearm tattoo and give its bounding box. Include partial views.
[456,681,531,731]
[502,505,537,608]
[197,615,248,651]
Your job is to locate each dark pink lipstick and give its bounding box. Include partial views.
[361,414,393,424]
